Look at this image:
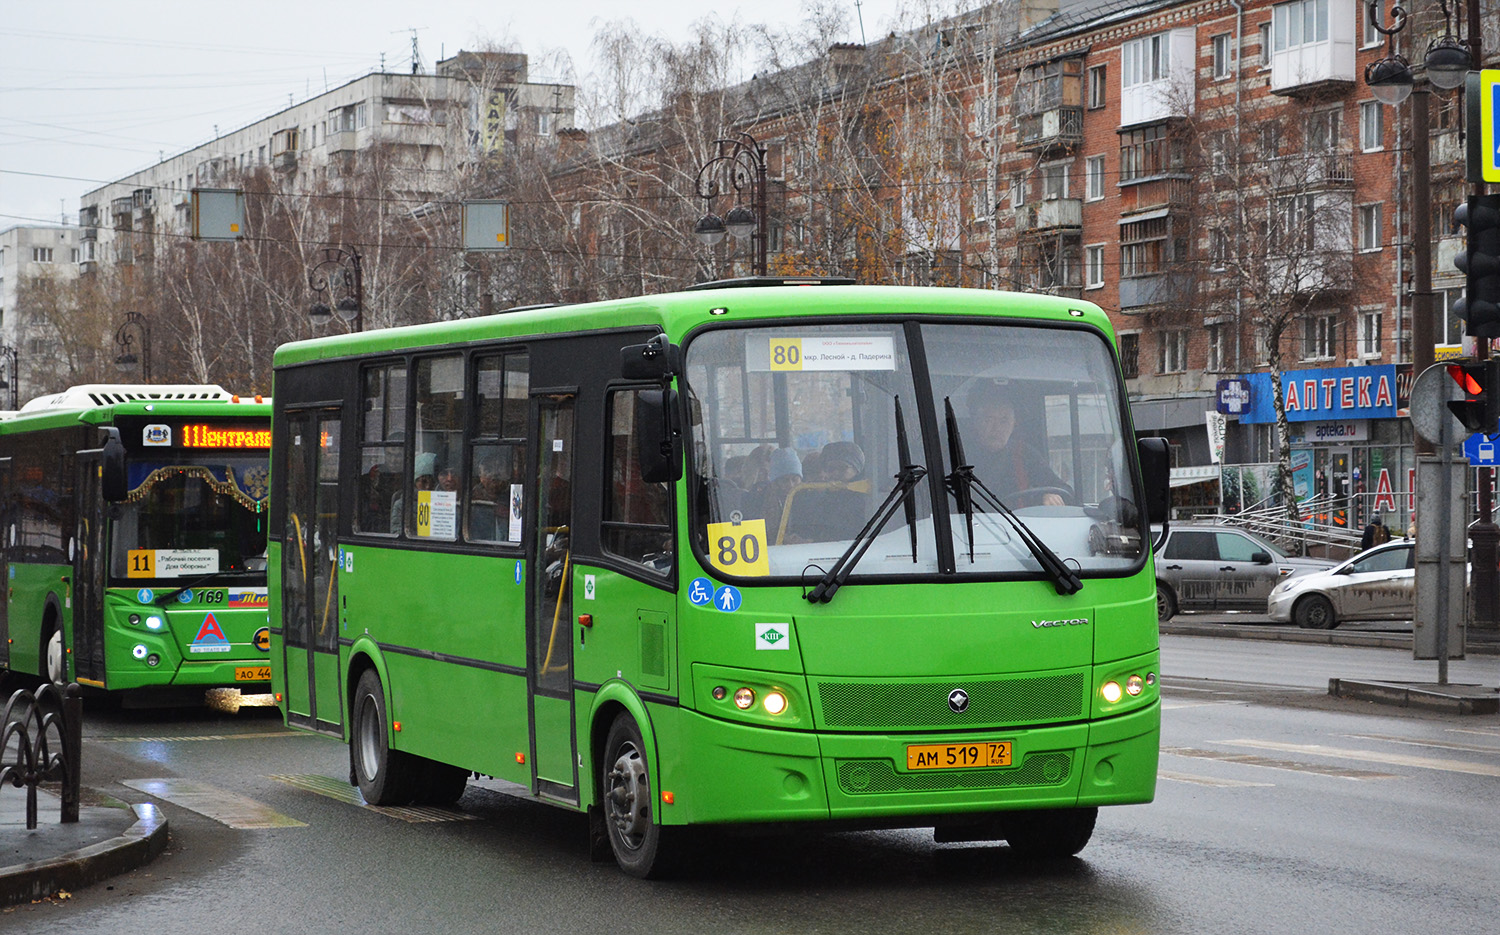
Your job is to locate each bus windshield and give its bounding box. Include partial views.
[685,319,1145,581]
[109,454,269,580]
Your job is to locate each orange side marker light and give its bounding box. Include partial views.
[516,752,527,765]
[661,791,675,805]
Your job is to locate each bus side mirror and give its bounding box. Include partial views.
[635,389,682,483]
[1137,436,1170,526]
[621,334,682,381]
[102,429,128,502]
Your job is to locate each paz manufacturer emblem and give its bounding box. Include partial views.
[948,689,970,713]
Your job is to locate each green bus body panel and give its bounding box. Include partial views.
[98,589,272,691]
[6,563,70,676]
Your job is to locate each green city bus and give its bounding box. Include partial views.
[0,385,274,699]
[268,281,1169,876]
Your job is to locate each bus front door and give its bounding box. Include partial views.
[71,453,107,683]
[528,396,578,801]
[281,410,344,734]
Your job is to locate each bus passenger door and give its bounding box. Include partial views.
[281,410,344,733]
[0,456,10,670]
[528,396,578,801]
[72,454,106,682]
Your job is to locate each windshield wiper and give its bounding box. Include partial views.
[943,398,1082,596]
[805,396,926,604]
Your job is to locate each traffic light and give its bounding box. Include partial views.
[1454,195,1500,338]
[1446,357,1500,434]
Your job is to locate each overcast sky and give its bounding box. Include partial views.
[0,0,918,230]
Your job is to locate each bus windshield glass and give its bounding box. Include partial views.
[109,454,270,580]
[685,319,1145,580]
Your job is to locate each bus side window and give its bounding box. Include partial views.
[468,352,529,544]
[355,362,407,536]
[602,388,673,573]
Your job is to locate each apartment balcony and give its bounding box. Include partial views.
[274,150,298,171]
[1269,151,1354,190]
[1118,176,1191,213]
[1017,107,1083,154]
[80,226,97,241]
[328,130,359,154]
[1270,0,1357,96]
[1119,271,1191,311]
[1120,29,1195,127]
[1268,251,1354,296]
[1431,131,1464,176]
[1016,198,1083,234]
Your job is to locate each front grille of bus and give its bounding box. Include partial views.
[815,672,1085,730]
[835,752,1072,795]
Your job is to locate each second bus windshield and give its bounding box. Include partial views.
[109,455,269,580]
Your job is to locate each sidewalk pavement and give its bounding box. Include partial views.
[1162,616,1500,715]
[0,785,167,907]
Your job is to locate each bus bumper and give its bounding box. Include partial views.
[661,703,1159,827]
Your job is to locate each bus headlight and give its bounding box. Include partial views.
[733,688,756,710]
[762,691,788,716]
[145,615,164,631]
[1101,680,1124,703]
[1126,675,1145,696]
[132,644,149,660]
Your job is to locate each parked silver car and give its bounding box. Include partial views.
[1266,539,1418,629]
[1155,524,1335,621]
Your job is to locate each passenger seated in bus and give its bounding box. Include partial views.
[390,452,438,532]
[750,447,802,531]
[964,382,1071,507]
[783,441,870,543]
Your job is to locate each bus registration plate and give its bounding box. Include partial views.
[234,666,272,682]
[907,741,1012,770]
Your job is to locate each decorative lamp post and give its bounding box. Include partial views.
[0,344,17,410]
[692,132,769,276]
[308,247,364,331]
[113,311,151,381]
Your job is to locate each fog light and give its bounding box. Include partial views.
[147,654,160,667]
[1101,680,1123,703]
[128,613,141,626]
[132,644,148,660]
[712,686,727,701]
[734,687,755,710]
[763,691,787,715]
[145,615,164,631]
[1126,674,1144,696]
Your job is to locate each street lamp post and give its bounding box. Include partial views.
[308,247,364,331]
[692,132,769,277]
[113,310,151,381]
[0,344,18,410]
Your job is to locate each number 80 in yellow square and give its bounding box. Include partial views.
[768,338,803,371]
[705,519,770,576]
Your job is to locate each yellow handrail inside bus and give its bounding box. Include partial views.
[540,547,570,676]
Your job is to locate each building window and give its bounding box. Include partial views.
[1120,215,1169,277]
[1362,4,1383,47]
[1440,287,1466,345]
[1259,22,1273,68]
[1211,34,1233,79]
[1360,101,1384,151]
[1122,33,1171,89]
[972,178,992,219]
[1120,333,1140,379]
[1274,0,1330,53]
[1359,203,1383,252]
[538,111,555,136]
[31,247,53,263]
[1206,322,1226,371]
[1010,174,1027,207]
[1088,64,1107,109]
[1306,107,1342,151]
[1120,124,1169,182]
[1085,155,1105,201]
[1359,309,1382,357]
[1210,228,1230,270]
[1042,162,1069,200]
[1158,330,1188,373]
[1303,314,1337,360]
[1086,244,1105,288]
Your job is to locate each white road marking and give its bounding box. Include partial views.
[1225,739,1500,778]
[271,774,477,823]
[1158,770,1274,788]
[122,778,307,828]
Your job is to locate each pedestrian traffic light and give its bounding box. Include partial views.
[1446,357,1500,434]
[1453,195,1500,338]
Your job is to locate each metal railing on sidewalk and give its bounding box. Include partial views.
[1,682,82,830]
[1203,494,1364,557]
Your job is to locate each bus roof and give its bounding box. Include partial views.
[0,385,271,433]
[271,285,1112,368]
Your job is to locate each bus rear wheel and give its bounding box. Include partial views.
[413,759,469,806]
[352,670,417,806]
[1002,807,1097,859]
[601,713,679,878]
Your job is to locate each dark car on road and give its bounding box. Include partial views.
[1155,523,1335,621]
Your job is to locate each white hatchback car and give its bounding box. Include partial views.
[1266,539,1416,629]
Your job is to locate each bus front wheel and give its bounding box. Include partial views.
[600,713,679,878]
[1002,807,1097,859]
[352,670,417,806]
[43,625,65,686]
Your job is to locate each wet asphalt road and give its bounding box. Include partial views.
[7,633,1499,935]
